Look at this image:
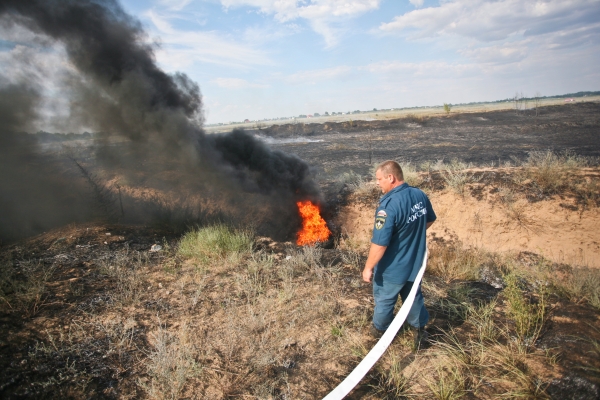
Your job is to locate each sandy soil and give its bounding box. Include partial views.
[337,179,600,268]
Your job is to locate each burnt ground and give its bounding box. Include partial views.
[256,101,600,179]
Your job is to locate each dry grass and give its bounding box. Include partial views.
[520,150,590,195]
[439,159,480,196]
[2,210,599,398]
[427,242,486,283]
[141,322,202,400]
[0,257,55,316]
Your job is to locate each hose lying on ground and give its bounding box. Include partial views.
[323,249,429,400]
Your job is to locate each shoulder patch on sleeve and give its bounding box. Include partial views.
[375,217,386,230]
[377,210,387,218]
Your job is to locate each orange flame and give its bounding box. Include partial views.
[296,200,331,246]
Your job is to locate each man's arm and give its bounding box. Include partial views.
[362,243,387,283]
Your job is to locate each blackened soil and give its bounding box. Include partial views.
[256,102,600,179]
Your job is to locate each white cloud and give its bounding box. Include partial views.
[364,60,479,77]
[376,0,600,67]
[379,0,600,43]
[409,0,424,7]
[158,0,193,11]
[284,65,354,84]
[459,43,529,65]
[242,22,302,44]
[146,10,271,69]
[218,0,381,46]
[211,77,269,88]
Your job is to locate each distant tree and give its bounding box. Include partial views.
[314,112,320,117]
[443,103,451,115]
[373,108,377,111]
[513,91,525,115]
[324,111,329,115]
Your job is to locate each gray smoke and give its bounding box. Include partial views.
[0,0,321,242]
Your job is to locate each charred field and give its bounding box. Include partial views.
[1,102,600,399]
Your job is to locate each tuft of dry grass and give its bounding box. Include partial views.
[142,323,202,400]
[549,266,600,310]
[0,257,55,316]
[497,186,538,231]
[400,161,423,187]
[427,242,486,283]
[521,150,589,194]
[439,159,480,196]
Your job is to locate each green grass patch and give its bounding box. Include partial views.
[178,224,253,264]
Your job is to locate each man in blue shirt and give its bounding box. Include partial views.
[362,160,436,348]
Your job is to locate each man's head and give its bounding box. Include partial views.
[375,160,404,194]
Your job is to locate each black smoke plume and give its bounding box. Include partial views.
[0,0,321,242]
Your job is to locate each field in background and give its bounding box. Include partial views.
[205,95,600,134]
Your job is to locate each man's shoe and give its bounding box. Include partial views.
[369,324,385,338]
[411,326,430,350]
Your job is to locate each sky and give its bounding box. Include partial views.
[2,0,600,126]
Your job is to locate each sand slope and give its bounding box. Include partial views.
[338,184,600,268]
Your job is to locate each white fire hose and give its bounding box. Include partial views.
[322,248,428,400]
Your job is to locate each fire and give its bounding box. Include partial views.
[296,200,331,246]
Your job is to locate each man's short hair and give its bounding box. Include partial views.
[377,160,404,181]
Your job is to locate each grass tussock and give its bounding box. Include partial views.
[503,273,548,348]
[142,323,202,400]
[520,150,589,195]
[0,257,55,316]
[440,159,480,196]
[177,224,254,264]
[427,242,486,283]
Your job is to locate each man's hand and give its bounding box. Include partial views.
[362,243,387,283]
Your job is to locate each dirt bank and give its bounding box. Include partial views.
[337,174,600,268]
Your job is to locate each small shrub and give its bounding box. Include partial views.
[497,187,536,230]
[400,161,422,187]
[443,103,452,115]
[520,150,591,195]
[335,170,379,199]
[440,159,479,195]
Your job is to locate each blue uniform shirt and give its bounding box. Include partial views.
[371,183,436,285]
